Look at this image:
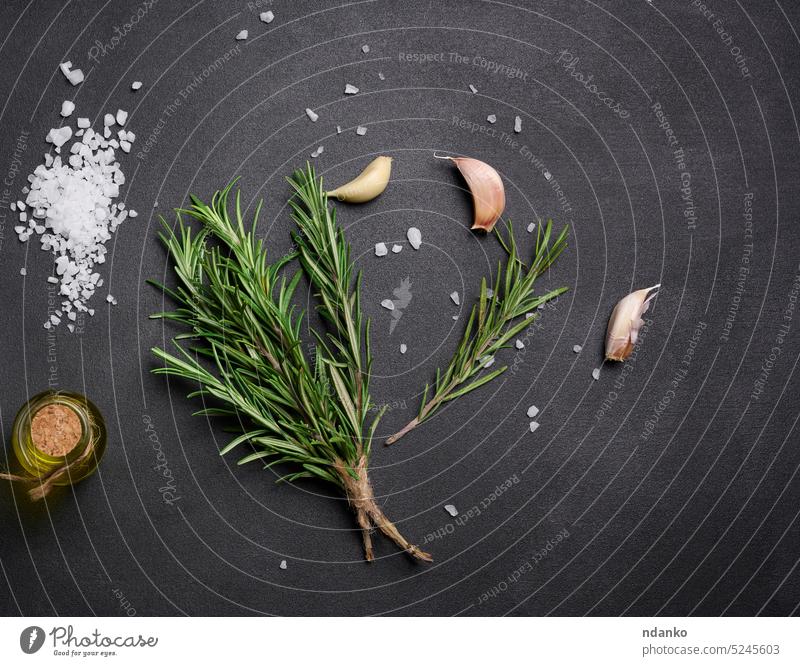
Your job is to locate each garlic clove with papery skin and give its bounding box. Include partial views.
[435,153,505,232]
[605,284,660,361]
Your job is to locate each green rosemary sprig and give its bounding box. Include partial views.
[149,170,430,561]
[386,219,569,445]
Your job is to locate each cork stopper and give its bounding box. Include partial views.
[30,404,83,456]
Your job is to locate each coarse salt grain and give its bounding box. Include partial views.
[344,84,359,95]
[407,227,421,249]
[310,145,324,158]
[527,405,539,418]
[60,101,75,117]
[356,125,367,135]
[444,504,458,517]
[515,339,524,349]
[236,30,248,40]
[361,44,370,53]
[59,61,84,86]
[131,81,143,90]
[514,115,522,133]
[305,108,319,122]
[450,291,460,305]
[374,242,388,257]
[260,10,274,23]
[381,299,394,310]
[573,344,582,353]
[391,244,402,254]
[529,421,540,433]
[400,343,407,354]
[487,114,496,124]
[469,84,478,94]
[592,368,601,380]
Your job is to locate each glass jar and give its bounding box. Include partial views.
[10,390,107,486]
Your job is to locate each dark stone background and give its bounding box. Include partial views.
[0,0,798,616]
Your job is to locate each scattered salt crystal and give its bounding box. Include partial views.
[452,315,459,320]
[60,100,75,117]
[260,10,274,23]
[543,171,552,181]
[336,125,342,134]
[514,115,522,133]
[310,145,324,158]
[391,244,402,254]
[481,356,495,368]
[46,126,72,148]
[469,84,478,94]
[116,109,128,126]
[103,113,115,127]
[378,72,385,80]
[106,294,117,305]
[77,117,90,129]
[131,81,142,90]
[279,559,287,570]
[529,421,540,433]
[527,405,539,418]
[487,114,496,124]
[344,84,359,95]
[573,344,582,353]
[235,29,248,40]
[407,227,421,249]
[59,61,84,86]
[527,222,535,233]
[381,299,395,310]
[525,312,535,319]
[120,140,132,153]
[356,126,367,135]
[592,368,600,380]
[47,276,58,284]
[515,340,524,349]
[486,288,494,297]
[374,242,388,257]
[305,108,319,122]
[444,504,458,517]
[400,343,407,354]
[450,291,460,305]
[19,268,26,276]
[361,44,370,53]
[10,202,16,211]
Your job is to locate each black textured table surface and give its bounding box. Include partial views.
[1,0,799,616]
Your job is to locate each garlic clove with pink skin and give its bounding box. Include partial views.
[435,153,505,231]
[605,284,660,361]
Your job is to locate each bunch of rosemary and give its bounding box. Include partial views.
[150,166,430,562]
[387,220,569,444]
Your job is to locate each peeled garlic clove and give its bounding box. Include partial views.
[435,153,505,231]
[326,156,392,203]
[605,284,660,361]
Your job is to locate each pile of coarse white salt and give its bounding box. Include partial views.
[16,102,137,331]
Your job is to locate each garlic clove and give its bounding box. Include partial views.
[435,153,505,231]
[605,284,660,361]
[326,156,392,203]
